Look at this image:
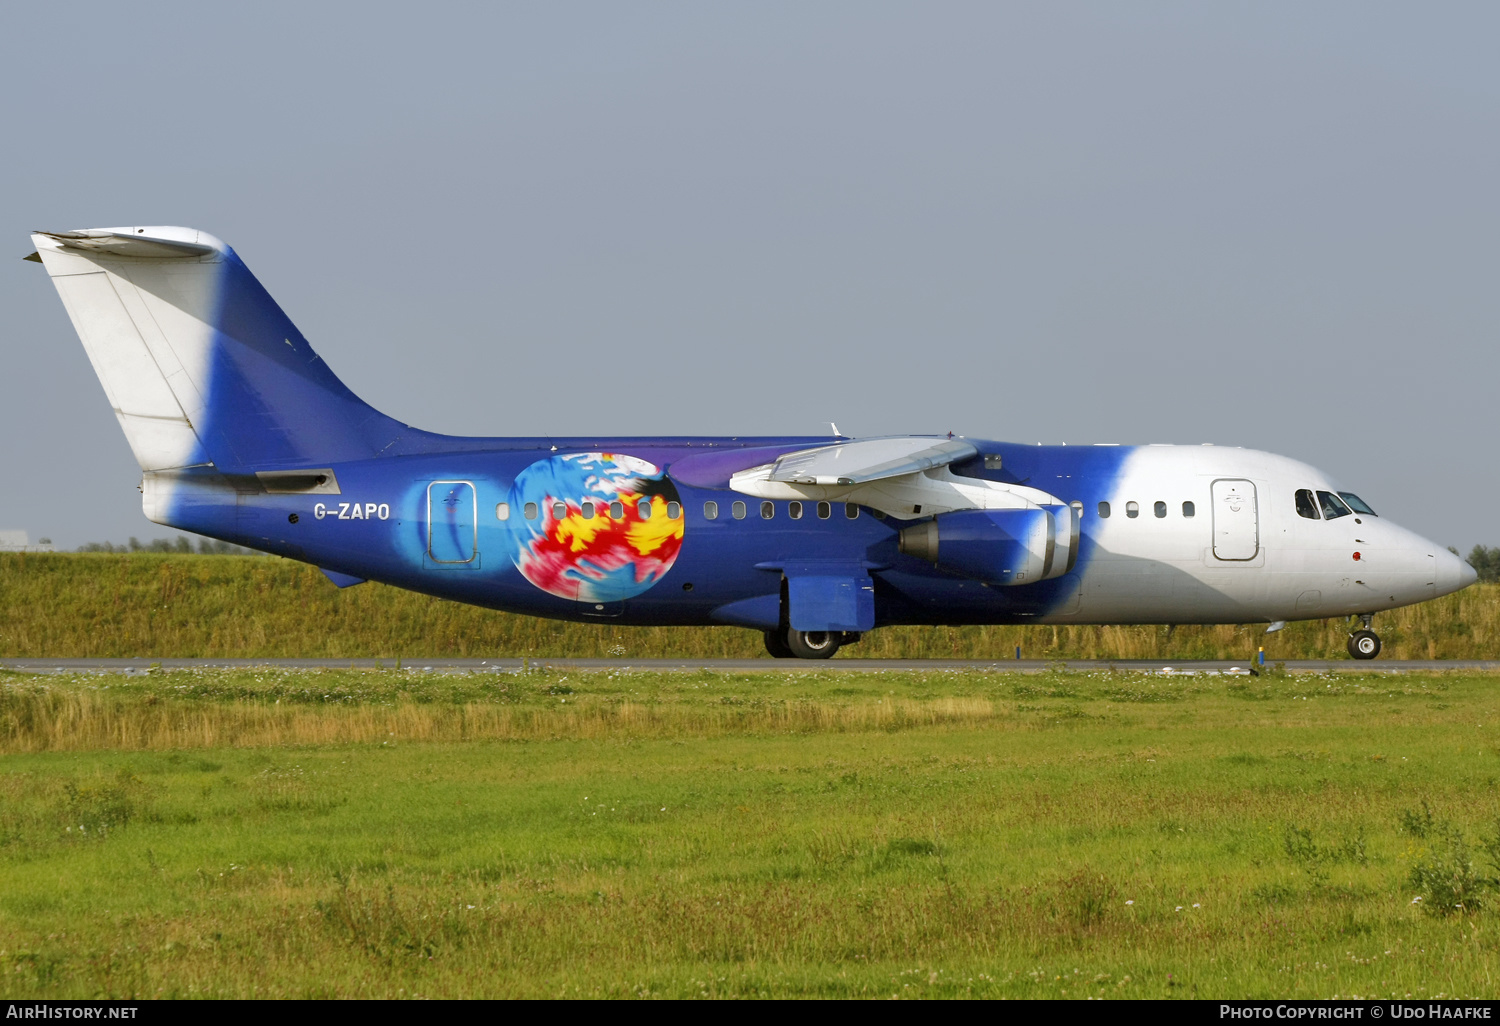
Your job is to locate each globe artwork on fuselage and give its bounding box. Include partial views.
[505,453,684,602]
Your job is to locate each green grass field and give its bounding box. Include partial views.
[3,664,1500,998]
[3,553,1499,660]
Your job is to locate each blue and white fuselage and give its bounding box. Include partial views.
[28,226,1475,659]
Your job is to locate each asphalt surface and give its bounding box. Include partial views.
[3,658,1498,674]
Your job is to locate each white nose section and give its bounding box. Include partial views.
[1436,548,1478,596]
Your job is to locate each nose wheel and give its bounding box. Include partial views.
[1347,615,1381,660]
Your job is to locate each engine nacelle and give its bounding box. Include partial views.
[898,504,1078,585]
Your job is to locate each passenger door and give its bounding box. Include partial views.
[427,481,477,565]
[1211,479,1258,561]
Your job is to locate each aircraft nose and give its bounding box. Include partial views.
[1436,547,1478,596]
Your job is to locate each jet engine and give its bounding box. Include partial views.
[897,504,1078,585]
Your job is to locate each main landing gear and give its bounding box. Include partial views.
[763,630,795,659]
[1347,614,1382,660]
[763,627,861,660]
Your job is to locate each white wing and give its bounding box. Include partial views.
[764,437,977,486]
[729,436,1069,521]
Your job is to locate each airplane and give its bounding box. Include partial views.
[25,226,1478,660]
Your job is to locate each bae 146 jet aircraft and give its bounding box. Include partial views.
[25,227,1477,659]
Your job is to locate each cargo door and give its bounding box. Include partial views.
[1211,479,1258,561]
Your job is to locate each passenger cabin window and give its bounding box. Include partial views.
[761,501,774,519]
[581,501,595,519]
[524,502,538,520]
[1153,501,1167,518]
[1097,501,1111,519]
[638,499,652,519]
[552,501,566,521]
[496,502,510,521]
[1318,491,1352,520]
[667,501,681,520]
[1126,501,1139,519]
[1182,500,1195,518]
[817,501,831,519]
[1339,492,1378,516]
[845,503,859,519]
[789,500,803,519]
[703,500,718,520]
[1295,489,1319,520]
[610,501,624,520]
[732,500,747,520]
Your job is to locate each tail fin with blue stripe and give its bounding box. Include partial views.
[30,226,410,473]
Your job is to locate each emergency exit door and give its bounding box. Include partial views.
[1211,479,1258,561]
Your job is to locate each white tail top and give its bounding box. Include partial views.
[32,227,231,472]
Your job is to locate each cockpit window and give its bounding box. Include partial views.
[1317,490,1353,520]
[1295,489,1319,520]
[1339,492,1377,516]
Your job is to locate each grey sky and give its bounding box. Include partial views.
[3,2,1497,550]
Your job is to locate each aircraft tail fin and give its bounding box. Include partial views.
[29,227,408,473]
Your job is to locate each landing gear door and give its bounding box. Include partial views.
[1211,479,1258,561]
[783,563,876,633]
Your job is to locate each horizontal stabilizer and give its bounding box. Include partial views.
[34,230,218,259]
[765,436,977,486]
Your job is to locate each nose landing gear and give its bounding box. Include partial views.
[1347,614,1382,660]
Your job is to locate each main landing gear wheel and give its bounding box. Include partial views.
[786,628,841,660]
[1347,630,1382,660]
[763,630,794,659]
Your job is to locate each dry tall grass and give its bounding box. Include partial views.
[0,685,1004,753]
[2,553,1496,660]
